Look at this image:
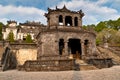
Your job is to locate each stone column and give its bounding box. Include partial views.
[63,16,65,26]
[64,40,68,56]
[88,41,92,55]
[78,18,82,28]
[72,17,74,27]
[81,41,85,59]
[55,40,59,56]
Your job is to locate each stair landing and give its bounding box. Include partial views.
[75,59,98,70]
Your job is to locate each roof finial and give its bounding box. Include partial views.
[48,7,52,12]
[56,6,58,9]
[63,4,66,9]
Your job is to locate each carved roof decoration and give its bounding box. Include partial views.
[45,5,84,17]
[19,21,42,27]
[7,20,17,24]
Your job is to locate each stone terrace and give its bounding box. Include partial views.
[0,66,120,80]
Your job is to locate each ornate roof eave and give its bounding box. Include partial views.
[7,20,17,24]
[19,22,42,27]
[77,10,85,18]
[38,28,96,36]
[58,5,71,12]
[45,5,85,18]
[45,8,70,18]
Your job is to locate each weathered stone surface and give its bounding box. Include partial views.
[36,6,97,62]
[38,30,96,59]
[16,49,37,65]
[22,59,76,71]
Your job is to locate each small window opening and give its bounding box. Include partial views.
[59,39,64,55]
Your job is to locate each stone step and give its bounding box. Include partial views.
[75,59,88,65]
[80,64,98,70]
[75,59,98,70]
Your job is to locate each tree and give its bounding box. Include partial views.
[0,22,4,40]
[95,21,107,32]
[114,18,120,30]
[83,24,96,32]
[7,31,14,42]
[96,28,117,45]
[112,31,120,46]
[25,34,33,43]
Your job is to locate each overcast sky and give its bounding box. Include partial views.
[0,0,120,25]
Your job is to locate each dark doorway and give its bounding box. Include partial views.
[84,40,89,55]
[68,39,82,59]
[59,15,63,23]
[23,36,26,41]
[74,17,78,26]
[65,16,72,26]
[59,39,64,55]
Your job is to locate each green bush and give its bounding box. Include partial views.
[7,31,14,42]
[25,34,33,43]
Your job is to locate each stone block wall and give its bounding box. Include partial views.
[10,43,38,66]
[39,31,96,59]
[16,49,37,65]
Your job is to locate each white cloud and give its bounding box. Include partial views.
[0,18,8,24]
[0,5,47,24]
[95,0,108,5]
[0,0,120,25]
[55,0,120,25]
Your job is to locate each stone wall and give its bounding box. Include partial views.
[38,30,96,59]
[21,59,76,71]
[15,49,37,65]
[10,43,38,65]
[0,41,4,60]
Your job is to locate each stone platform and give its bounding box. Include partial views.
[18,59,76,71]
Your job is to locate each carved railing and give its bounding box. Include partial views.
[1,47,10,71]
[87,58,113,69]
[19,59,76,71]
[85,47,113,69]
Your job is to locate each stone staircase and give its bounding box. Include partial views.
[108,46,120,57]
[75,59,98,70]
[97,46,120,65]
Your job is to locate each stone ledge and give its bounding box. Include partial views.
[18,59,76,71]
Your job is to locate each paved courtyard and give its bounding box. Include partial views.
[0,66,120,80]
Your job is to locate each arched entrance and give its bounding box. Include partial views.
[84,40,89,55]
[59,15,63,25]
[74,17,78,26]
[68,38,82,59]
[65,16,72,26]
[59,39,64,55]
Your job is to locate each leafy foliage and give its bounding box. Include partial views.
[25,34,33,43]
[0,22,4,40]
[7,31,14,42]
[95,22,107,32]
[84,17,120,46]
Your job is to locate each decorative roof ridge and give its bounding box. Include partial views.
[40,28,96,34]
[45,5,84,18]
[19,21,42,26]
[7,20,17,24]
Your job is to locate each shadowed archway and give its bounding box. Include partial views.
[68,38,82,59]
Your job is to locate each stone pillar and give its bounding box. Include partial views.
[55,40,59,55]
[72,17,74,27]
[78,18,82,28]
[81,41,85,59]
[64,40,68,56]
[88,41,93,55]
[63,16,65,26]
